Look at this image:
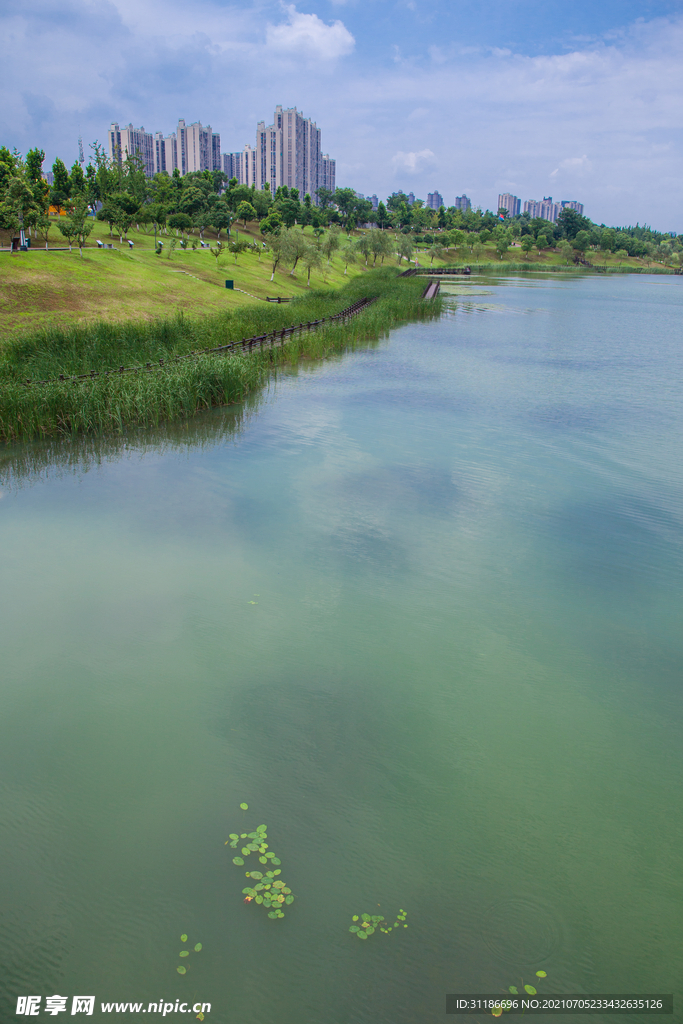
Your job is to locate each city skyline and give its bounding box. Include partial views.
[5,3,682,229]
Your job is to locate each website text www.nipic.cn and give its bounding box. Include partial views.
[16,996,211,1016]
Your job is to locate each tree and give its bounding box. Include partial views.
[236,201,256,228]
[316,186,334,210]
[302,241,323,285]
[536,233,549,252]
[180,186,206,218]
[251,187,272,220]
[210,241,225,272]
[25,148,45,184]
[168,212,192,238]
[147,203,167,235]
[265,233,285,281]
[50,158,70,214]
[355,233,371,266]
[282,228,308,275]
[321,225,341,265]
[557,207,591,240]
[375,201,390,230]
[472,239,485,263]
[428,242,446,265]
[340,240,358,275]
[35,213,52,249]
[259,212,282,236]
[59,199,93,255]
[211,200,233,241]
[495,234,510,259]
[521,235,535,258]
[572,230,590,253]
[229,238,249,264]
[397,236,413,264]
[558,240,574,264]
[278,197,300,228]
[110,191,139,240]
[333,188,359,230]
[69,161,86,197]
[368,228,390,265]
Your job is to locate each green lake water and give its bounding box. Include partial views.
[0,273,682,1023]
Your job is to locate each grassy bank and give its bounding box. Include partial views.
[0,269,437,442]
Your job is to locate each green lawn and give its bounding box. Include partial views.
[1,219,670,342]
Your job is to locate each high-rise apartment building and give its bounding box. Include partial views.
[320,154,335,194]
[498,193,521,217]
[176,120,220,175]
[367,194,379,210]
[561,200,584,215]
[222,145,257,187]
[524,196,567,223]
[108,123,155,177]
[454,195,471,212]
[153,131,178,175]
[256,106,324,201]
[427,190,444,210]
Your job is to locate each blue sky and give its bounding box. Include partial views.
[2,0,683,228]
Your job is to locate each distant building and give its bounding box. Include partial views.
[256,105,325,201]
[367,194,379,210]
[222,145,256,187]
[454,195,471,212]
[176,119,220,175]
[389,191,415,207]
[560,200,584,216]
[320,154,336,194]
[154,131,178,175]
[108,123,155,177]
[524,196,565,223]
[498,192,521,217]
[426,190,444,210]
[43,171,54,186]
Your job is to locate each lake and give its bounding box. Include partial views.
[1,272,682,1023]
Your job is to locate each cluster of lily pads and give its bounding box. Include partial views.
[176,933,202,975]
[349,908,408,940]
[226,811,295,919]
[491,971,548,1016]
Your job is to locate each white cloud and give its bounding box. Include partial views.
[550,155,592,178]
[391,149,436,173]
[265,5,355,61]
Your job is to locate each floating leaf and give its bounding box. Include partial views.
[265,851,274,859]
[404,924,408,928]
[271,857,281,865]
[194,943,202,952]
[247,843,259,851]
[232,857,244,866]
[242,888,256,896]
[524,986,537,996]
[229,841,238,849]
[259,856,268,864]
[179,950,189,957]
[229,834,239,841]
[282,887,291,894]
[180,934,188,942]
[177,966,186,975]
[352,916,359,922]
[268,911,277,919]
[255,896,263,904]
[273,869,281,876]
[240,834,247,839]
[357,931,368,940]
[250,871,263,880]
[285,895,294,904]
[492,1008,503,1018]
[509,987,518,995]
[257,825,267,832]
[366,927,375,935]
[248,832,260,839]
[240,803,248,810]
[241,848,250,856]
[536,971,547,979]
[361,914,370,922]
[349,926,359,933]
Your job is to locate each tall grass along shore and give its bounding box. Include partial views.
[0,269,439,442]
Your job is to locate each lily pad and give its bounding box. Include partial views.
[524,986,537,996]
[349,926,359,932]
[247,843,259,851]
[232,857,244,866]
[177,966,186,975]
[271,857,281,865]
[194,943,202,952]
[282,887,291,894]
[259,856,267,863]
[492,1008,503,1018]
[257,825,267,832]
[357,930,368,939]
[366,927,375,935]
[509,987,518,995]
[242,888,256,896]
[273,869,281,876]
[250,871,263,880]
[268,911,277,919]
[255,896,263,904]
[229,834,238,841]
[180,934,188,942]
[240,803,248,810]
[535,971,547,979]
[179,950,189,957]
[352,916,359,922]
[361,914,370,922]
[285,895,294,904]
[248,832,260,839]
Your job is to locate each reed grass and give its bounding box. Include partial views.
[0,269,438,442]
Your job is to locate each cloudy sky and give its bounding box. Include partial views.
[2,0,683,229]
